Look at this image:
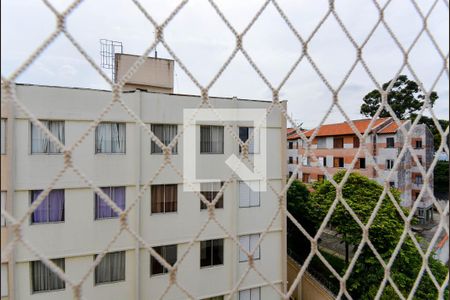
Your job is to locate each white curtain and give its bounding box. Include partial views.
[96,123,112,153]
[111,123,125,153]
[151,124,177,154]
[239,181,250,208]
[211,126,223,153]
[250,234,260,259]
[239,289,251,300]
[31,120,49,153]
[95,251,125,283]
[48,121,64,153]
[239,235,248,262]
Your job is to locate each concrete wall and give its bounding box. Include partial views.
[287,256,334,300]
[2,84,285,299]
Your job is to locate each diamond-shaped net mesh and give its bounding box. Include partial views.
[1,0,448,299]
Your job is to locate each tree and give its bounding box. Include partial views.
[360,75,438,120]
[293,171,448,299]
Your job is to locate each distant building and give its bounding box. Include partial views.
[287,118,435,224]
[0,54,286,300]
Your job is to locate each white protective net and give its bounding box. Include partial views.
[1,0,449,299]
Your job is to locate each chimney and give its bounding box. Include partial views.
[115,53,174,93]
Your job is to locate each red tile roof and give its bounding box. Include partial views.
[303,118,391,137]
[377,120,407,134]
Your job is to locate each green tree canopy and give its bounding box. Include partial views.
[360,75,438,120]
[288,172,448,299]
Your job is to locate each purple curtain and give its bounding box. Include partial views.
[49,189,64,222]
[96,187,125,219]
[32,189,64,223]
[32,190,48,223]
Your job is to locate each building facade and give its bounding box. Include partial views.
[0,55,287,300]
[287,118,435,224]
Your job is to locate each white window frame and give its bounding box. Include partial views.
[200,125,224,154]
[386,159,394,170]
[239,234,261,262]
[239,181,260,208]
[95,122,126,154]
[150,123,178,154]
[239,287,261,300]
[31,120,65,154]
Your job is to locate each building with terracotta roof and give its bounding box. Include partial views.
[287,117,435,224]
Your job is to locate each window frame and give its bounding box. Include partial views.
[95,122,126,154]
[239,127,258,154]
[30,258,65,293]
[200,125,224,154]
[150,123,178,155]
[353,136,360,148]
[385,159,394,170]
[239,287,261,300]
[333,137,344,149]
[30,189,65,225]
[333,157,344,168]
[302,173,310,183]
[94,251,126,285]
[386,137,395,148]
[415,139,423,149]
[200,182,224,210]
[239,234,261,263]
[150,244,177,276]
[151,184,178,214]
[94,186,126,220]
[200,239,224,268]
[238,181,261,208]
[358,157,366,169]
[30,120,65,155]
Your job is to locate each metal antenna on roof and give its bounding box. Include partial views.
[100,39,123,82]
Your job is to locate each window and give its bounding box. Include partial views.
[1,118,5,154]
[386,137,395,148]
[317,137,327,149]
[317,174,325,182]
[288,141,293,149]
[288,171,293,178]
[151,184,177,213]
[31,120,64,154]
[95,122,126,153]
[1,191,5,226]
[200,182,224,210]
[95,187,126,219]
[417,156,423,165]
[415,174,423,185]
[239,127,258,154]
[389,181,396,188]
[239,287,261,300]
[353,136,360,148]
[31,258,65,292]
[1,264,7,297]
[385,159,394,170]
[202,296,224,300]
[239,234,260,262]
[415,140,423,149]
[150,245,177,276]
[413,191,420,201]
[333,157,344,168]
[200,239,224,267]
[302,156,310,166]
[288,157,293,164]
[31,189,64,224]
[239,181,260,208]
[358,158,366,169]
[318,156,327,167]
[151,124,178,154]
[333,137,344,148]
[200,125,224,154]
[302,173,310,183]
[94,251,125,284]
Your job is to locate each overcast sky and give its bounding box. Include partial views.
[2,0,448,128]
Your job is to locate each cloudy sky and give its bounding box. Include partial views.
[2,0,448,128]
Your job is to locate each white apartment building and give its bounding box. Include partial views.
[0,55,287,300]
